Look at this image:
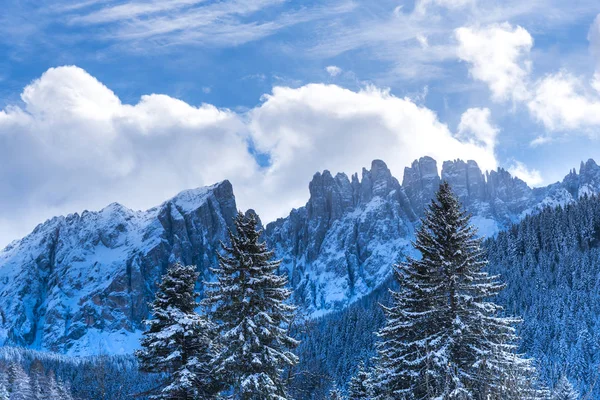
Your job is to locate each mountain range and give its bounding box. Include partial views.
[1,156,599,355]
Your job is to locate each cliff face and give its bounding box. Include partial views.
[265,160,416,314]
[2,157,600,354]
[266,157,600,314]
[0,181,236,355]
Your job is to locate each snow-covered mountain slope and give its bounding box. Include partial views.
[265,160,417,315]
[0,181,236,355]
[1,157,600,354]
[264,157,600,314]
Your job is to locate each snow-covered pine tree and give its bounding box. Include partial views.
[347,362,372,400]
[136,263,217,399]
[29,359,47,400]
[329,384,345,400]
[0,371,8,400]
[376,182,539,399]
[204,211,299,400]
[551,375,579,400]
[7,363,33,400]
[0,384,7,400]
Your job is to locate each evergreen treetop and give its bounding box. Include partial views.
[136,263,217,399]
[376,182,540,399]
[204,211,298,400]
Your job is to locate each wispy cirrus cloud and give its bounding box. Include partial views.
[60,0,356,49]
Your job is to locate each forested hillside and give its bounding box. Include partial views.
[0,347,159,399]
[295,195,600,397]
[487,195,600,396]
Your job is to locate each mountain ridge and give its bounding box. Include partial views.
[1,156,599,354]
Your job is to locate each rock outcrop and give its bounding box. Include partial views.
[0,181,236,355]
[266,160,415,313]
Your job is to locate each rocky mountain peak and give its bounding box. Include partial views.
[0,181,237,355]
[360,159,398,201]
[402,156,440,214]
[440,159,486,203]
[4,156,600,356]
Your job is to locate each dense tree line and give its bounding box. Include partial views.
[291,192,600,399]
[5,185,591,399]
[136,184,559,400]
[0,347,160,399]
[487,194,600,397]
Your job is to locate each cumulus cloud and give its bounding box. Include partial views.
[456,19,600,136]
[527,71,600,131]
[0,66,258,246]
[524,16,600,133]
[457,107,498,151]
[455,23,532,102]
[247,84,497,221]
[325,65,342,77]
[507,160,543,186]
[0,66,499,247]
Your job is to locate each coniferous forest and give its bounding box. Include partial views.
[7,183,598,399]
[3,2,600,398]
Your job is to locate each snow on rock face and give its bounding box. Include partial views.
[0,181,236,355]
[402,156,440,215]
[266,157,600,315]
[2,157,600,355]
[265,160,416,314]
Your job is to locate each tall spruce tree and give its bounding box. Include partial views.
[0,371,8,400]
[204,212,298,400]
[347,362,372,400]
[551,376,579,400]
[136,263,217,399]
[7,363,33,400]
[376,182,539,399]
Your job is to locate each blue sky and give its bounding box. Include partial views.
[1,0,600,246]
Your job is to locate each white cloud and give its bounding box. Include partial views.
[0,66,258,246]
[0,66,498,247]
[522,16,600,134]
[507,160,543,186]
[247,84,498,222]
[527,71,600,131]
[63,0,356,50]
[416,0,475,14]
[455,19,600,136]
[455,23,532,102]
[325,65,342,77]
[416,34,429,48]
[457,107,498,151]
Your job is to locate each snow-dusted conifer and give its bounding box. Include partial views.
[136,263,217,399]
[7,363,33,400]
[329,384,345,400]
[29,359,47,400]
[552,375,579,400]
[347,362,371,400]
[376,182,539,399]
[0,371,8,400]
[0,384,7,400]
[204,211,298,400]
